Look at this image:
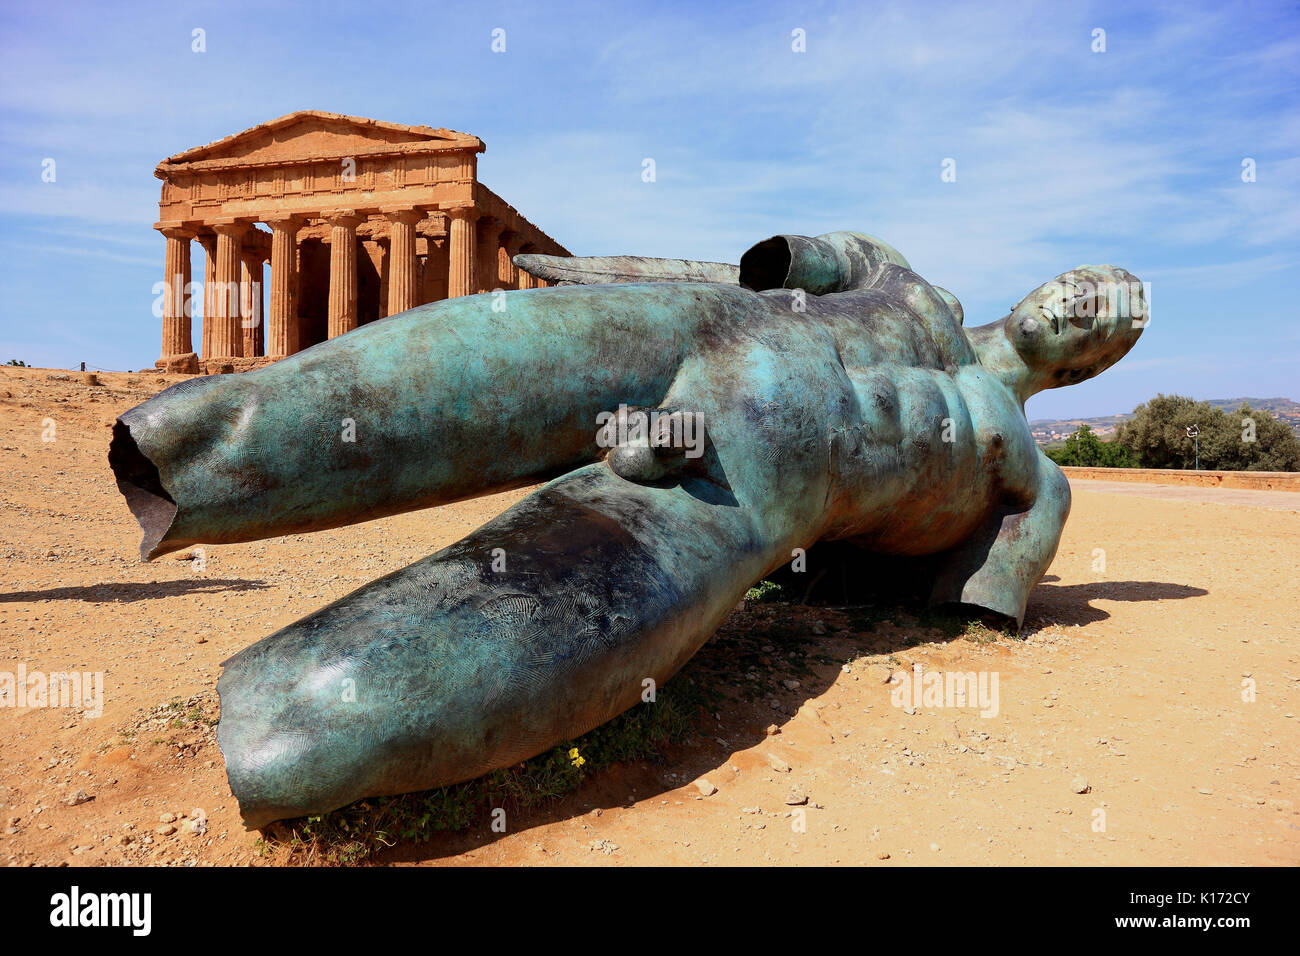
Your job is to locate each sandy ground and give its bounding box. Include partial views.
[1,365,1297,867]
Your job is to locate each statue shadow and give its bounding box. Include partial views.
[0,578,271,604]
[1023,579,1209,631]
[340,565,1208,865]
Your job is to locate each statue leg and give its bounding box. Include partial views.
[216,462,778,827]
[215,338,843,826]
[927,451,1070,626]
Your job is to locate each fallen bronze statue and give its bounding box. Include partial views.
[109,231,1146,828]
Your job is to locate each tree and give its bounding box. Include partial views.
[1115,394,1300,471]
[1047,424,1139,467]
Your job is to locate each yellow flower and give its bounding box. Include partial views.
[569,747,585,768]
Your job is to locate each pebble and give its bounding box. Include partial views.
[63,789,92,806]
[694,779,718,797]
[1070,775,1090,794]
[766,754,792,773]
[155,824,176,836]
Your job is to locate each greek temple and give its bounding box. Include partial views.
[152,111,569,373]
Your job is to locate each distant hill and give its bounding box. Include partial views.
[1031,397,1300,445]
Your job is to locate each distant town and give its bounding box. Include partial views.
[1031,397,1300,446]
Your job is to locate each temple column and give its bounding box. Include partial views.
[266,216,301,359]
[384,209,423,315]
[211,221,248,358]
[325,210,361,338]
[518,246,537,289]
[446,207,476,299]
[240,251,265,358]
[498,230,520,290]
[158,226,195,361]
[198,235,216,357]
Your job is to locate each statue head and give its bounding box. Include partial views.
[1004,265,1146,391]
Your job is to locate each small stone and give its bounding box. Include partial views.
[1070,775,1090,794]
[155,824,176,836]
[929,842,940,852]
[782,679,800,690]
[785,792,808,806]
[694,778,718,797]
[764,724,780,736]
[766,754,792,773]
[159,812,176,823]
[63,789,92,807]
[877,851,891,860]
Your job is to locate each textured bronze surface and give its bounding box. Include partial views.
[110,231,1146,827]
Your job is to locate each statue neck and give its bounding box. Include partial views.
[967,321,1039,406]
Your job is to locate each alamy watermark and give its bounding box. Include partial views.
[0,664,103,717]
[890,663,999,718]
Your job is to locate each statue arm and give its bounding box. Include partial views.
[926,449,1070,626]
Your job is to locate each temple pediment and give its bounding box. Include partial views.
[158,111,483,172]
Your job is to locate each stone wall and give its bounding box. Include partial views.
[1060,467,1300,492]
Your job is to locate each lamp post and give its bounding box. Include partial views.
[1186,423,1199,470]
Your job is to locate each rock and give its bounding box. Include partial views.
[80,373,100,386]
[930,842,940,852]
[785,792,808,806]
[764,724,780,736]
[155,824,176,836]
[163,352,200,375]
[159,812,176,823]
[63,789,92,806]
[186,809,208,836]
[782,679,801,690]
[877,851,891,860]
[694,778,718,797]
[1070,775,1090,794]
[766,754,792,773]
[810,621,826,635]
[868,664,893,684]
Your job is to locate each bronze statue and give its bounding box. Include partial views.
[110,231,1146,827]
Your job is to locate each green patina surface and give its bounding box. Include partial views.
[109,231,1146,827]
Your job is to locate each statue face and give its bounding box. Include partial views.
[1005,266,1146,388]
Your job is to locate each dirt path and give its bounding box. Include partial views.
[2,366,1296,866]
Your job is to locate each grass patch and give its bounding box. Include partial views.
[268,675,709,865]
[744,579,788,603]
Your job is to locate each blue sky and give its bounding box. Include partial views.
[1,0,1296,419]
